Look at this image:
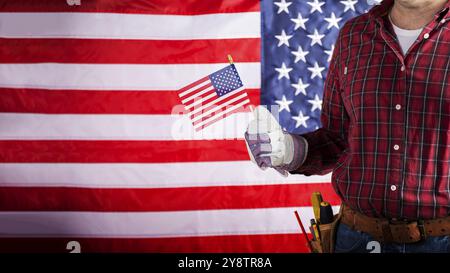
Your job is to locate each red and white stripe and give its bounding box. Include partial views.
[0,0,336,253]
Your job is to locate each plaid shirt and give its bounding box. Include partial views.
[292,0,450,220]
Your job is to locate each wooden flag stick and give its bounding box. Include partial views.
[227,54,234,64]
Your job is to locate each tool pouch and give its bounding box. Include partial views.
[311,208,342,253]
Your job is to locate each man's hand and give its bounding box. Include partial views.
[244,106,308,176]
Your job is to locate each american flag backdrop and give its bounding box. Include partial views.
[0,0,374,252]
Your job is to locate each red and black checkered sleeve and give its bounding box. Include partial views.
[290,25,351,176]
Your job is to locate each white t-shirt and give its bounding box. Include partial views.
[389,16,423,55]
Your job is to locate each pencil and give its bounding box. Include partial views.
[294,210,313,253]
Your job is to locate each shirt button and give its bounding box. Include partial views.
[394,144,400,150]
[424,33,430,39]
[391,185,397,191]
[401,65,405,71]
[395,104,401,110]
[441,19,446,24]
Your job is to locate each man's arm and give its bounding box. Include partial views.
[290,32,350,176]
[244,29,350,176]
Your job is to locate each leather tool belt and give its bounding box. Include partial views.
[340,203,450,244]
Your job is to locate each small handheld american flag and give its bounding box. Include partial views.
[178,59,251,131]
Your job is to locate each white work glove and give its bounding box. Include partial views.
[244,106,308,176]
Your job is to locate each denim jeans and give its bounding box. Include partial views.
[334,223,450,253]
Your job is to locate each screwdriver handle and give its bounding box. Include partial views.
[319,201,334,224]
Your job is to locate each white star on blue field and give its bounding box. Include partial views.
[261,0,377,133]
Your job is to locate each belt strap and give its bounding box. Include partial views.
[340,204,450,244]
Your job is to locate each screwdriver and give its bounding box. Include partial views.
[319,201,334,224]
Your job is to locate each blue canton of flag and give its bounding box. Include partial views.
[261,0,377,134]
[210,64,244,97]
